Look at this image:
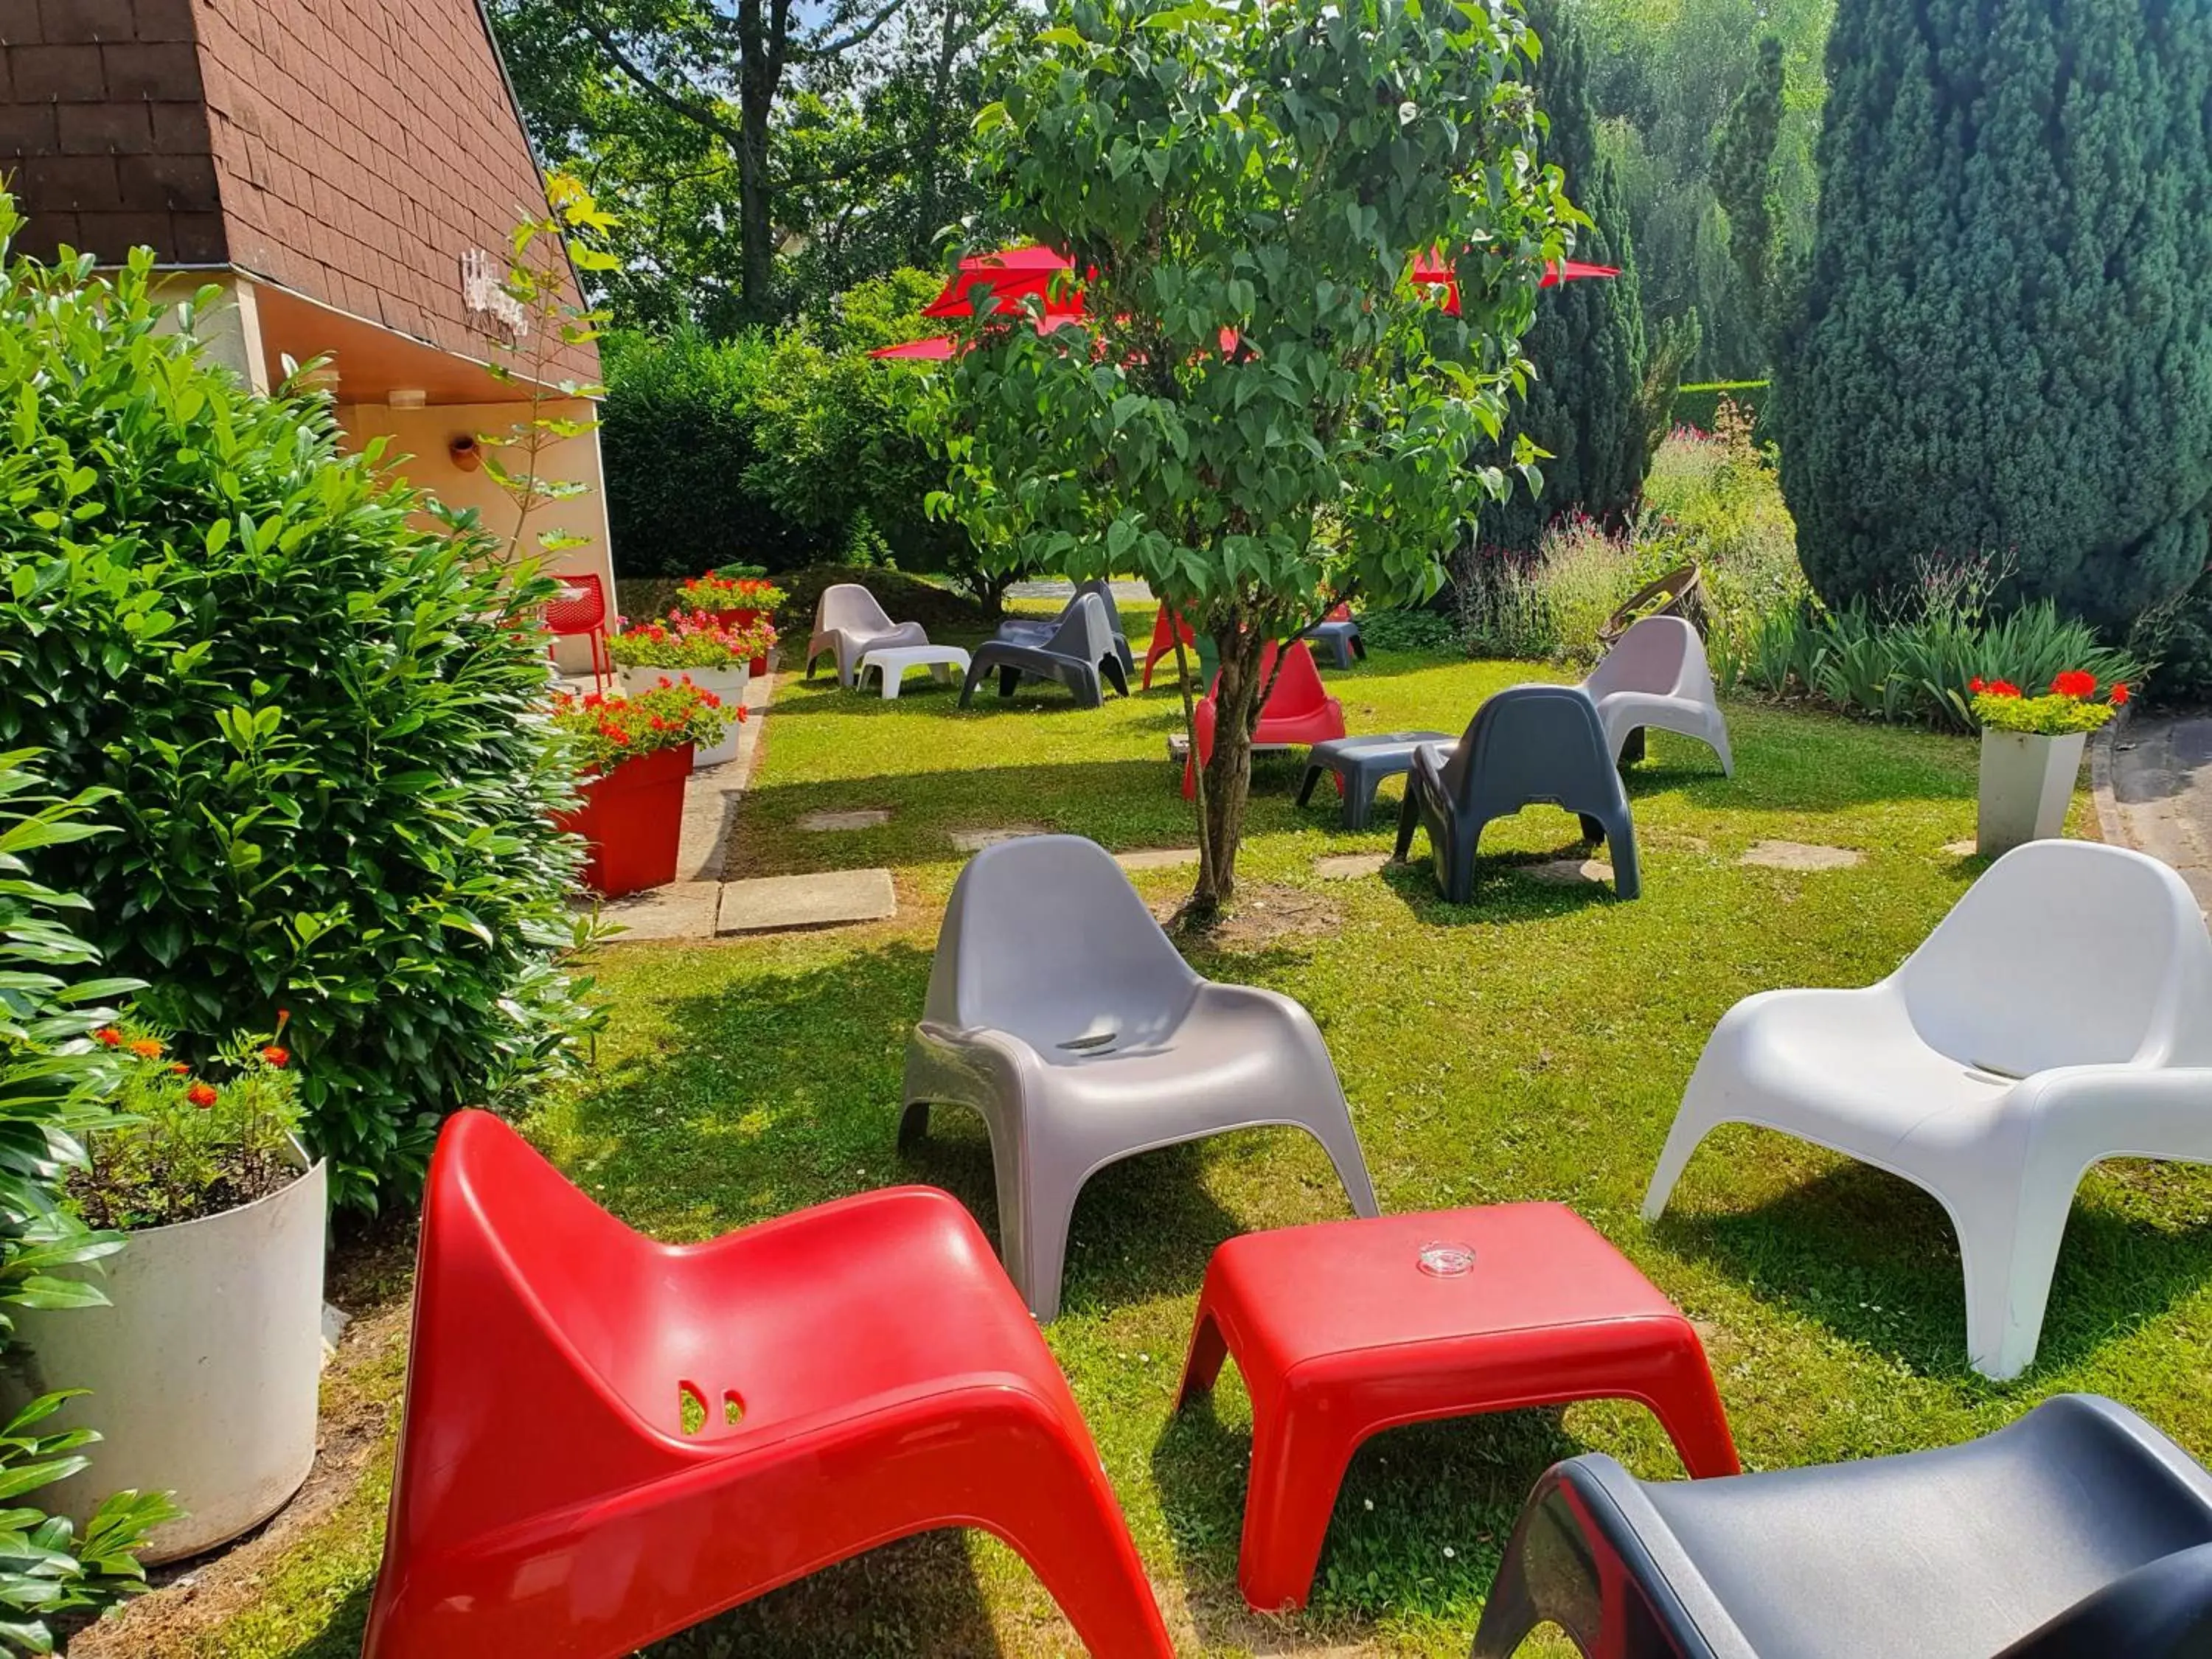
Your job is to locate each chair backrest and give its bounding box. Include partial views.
[1441,683,1618,810]
[1208,640,1329,720]
[1068,577,1127,641]
[1043,591,1117,664]
[924,835,1200,1052]
[543,572,605,636]
[1893,841,2212,1071]
[814,582,897,638]
[1584,615,1705,702]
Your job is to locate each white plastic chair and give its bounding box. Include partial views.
[806,583,929,688]
[1644,841,2212,1380]
[1581,616,1733,775]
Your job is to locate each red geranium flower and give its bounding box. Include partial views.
[2051,669,2097,699]
[96,1027,122,1047]
[1986,680,2022,698]
[186,1082,218,1108]
[261,1045,290,1068]
[1968,676,1986,693]
[2112,683,2131,707]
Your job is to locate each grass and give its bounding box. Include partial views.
[162,616,2212,1659]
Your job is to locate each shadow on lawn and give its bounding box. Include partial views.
[1655,1158,2212,1380]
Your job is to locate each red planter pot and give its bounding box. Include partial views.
[556,743,693,897]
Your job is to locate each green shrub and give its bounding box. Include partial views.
[0,221,599,1213]
[0,751,175,1649]
[1354,607,1464,655]
[1671,380,1770,434]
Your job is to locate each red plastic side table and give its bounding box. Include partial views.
[1175,1203,1739,1613]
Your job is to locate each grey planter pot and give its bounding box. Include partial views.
[1977,728,2088,857]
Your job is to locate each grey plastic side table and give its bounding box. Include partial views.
[1297,731,1452,830]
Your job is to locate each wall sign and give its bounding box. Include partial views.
[461,248,529,341]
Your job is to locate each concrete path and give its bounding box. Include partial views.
[2099,712,2212,909]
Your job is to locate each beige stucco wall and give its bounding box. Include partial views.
[149,271,268,394]
[338,400,619,673]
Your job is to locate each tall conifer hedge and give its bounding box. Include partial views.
[1775,0,2212,627]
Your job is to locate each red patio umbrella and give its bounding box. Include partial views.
[921,245,1086,319]
[869,312,1089,360]
[1411,252,1621,316]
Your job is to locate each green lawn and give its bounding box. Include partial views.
[172,619,2212,1658]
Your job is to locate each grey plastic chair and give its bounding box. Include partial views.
[1473,1394,2212,1659]
[960,593,1130,708]
[1303,616,1366,670]
[993,579,1137,678]
[1582,615,1733,775]
[901,835,1380,1321]
[1394,683,1639,902]
[806,582,930,688]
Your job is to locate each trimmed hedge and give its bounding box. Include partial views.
[1673,380,1770,436]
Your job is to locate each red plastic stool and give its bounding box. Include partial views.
[363,1111,1174,1658]
[1175,1203,1739,1613]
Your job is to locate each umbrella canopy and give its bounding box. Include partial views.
[920,245,1085,319]
[869,312,1088,360]
[1411,252,1621,316]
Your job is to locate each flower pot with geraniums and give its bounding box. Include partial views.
[607,613,776,754]
[1970,671,2129,856]
[681,573,787,672]
[551,682,740,894]
[7,1026,323,1564]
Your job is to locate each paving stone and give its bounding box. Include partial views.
[950,825,1047,852]
[1526,858,1613,886]
[1116,846,1200,870]
[717,869,897,933]
[796,808,891,832]
[1941,839,1979,858]
[1739,840,1863,872]
[593,880,721,941]
[1315,852,1390,880]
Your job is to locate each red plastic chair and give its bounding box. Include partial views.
[361,1111,1175,1659]
[1182,640,1346,799]
[543,571,612,689]
[1141,605,1198,689]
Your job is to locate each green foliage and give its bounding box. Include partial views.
[1352,608,1464,656]
[1775,0,2212,631]
[0,754,174,1651]
[932,0,1573,901]
[1478,0,1649,555]
[549,681,739,773]
[1711,36,1785,346]
[1972,690,2119,737]
[1672,379,1771,435]
[0,218,600,1214]
[600,297,998,593]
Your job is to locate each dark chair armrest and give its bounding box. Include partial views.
[1994,1543,2212,1658]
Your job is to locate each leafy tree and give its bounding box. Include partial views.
[1775,0,2212,628]
[930,0,1573,912]
[1479,0,1649,554]
[1711,35,1784,344]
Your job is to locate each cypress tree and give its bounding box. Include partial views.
[1481,0,1649,554]
[1775,0,2212,627]
[1712,37,1784,349]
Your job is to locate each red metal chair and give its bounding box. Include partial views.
[543,571,612,690]
[361,1111,1175,1659]
[1140,605,1197,689]
[1182,639,1346,799]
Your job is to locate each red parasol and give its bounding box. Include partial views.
[920,245,1086,319]
[1411,252,1621,316]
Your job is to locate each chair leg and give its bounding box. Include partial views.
[1394,786,1421,862]
[1005,1167,1082,1324]
[1295,765,1322,808]
[1955,1164,2080,1381]
[1298,1105,1380,1218]
[1103,656,1130,698]
[1630,1339,1741,1478]
[896,1100,931,1152]
[1175,1304,1230,1408]
[959,661,985,707]
[1605,812,1641,900]
[998,664,1020,698]
[1238,1405,1363,1612]
[1708,718,1735,778]
[1472,1473,1608,1659]
[1618,727,1646,767]
[1641,1095,1723,1220]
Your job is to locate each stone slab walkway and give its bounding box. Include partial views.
[2099,712,2212,908]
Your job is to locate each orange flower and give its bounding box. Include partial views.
[186,1082,218,1108]
[2111,683,2131,707]
[170,1062,190,1074]
[96,1027,123,1047]
[261,1046,290,1068]
[128,1037,165,1059]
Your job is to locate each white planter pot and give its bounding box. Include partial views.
[7,1156,327,1563]
[617,663,748,767]
[1978,727,2087,857]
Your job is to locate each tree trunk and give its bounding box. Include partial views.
[910,0,962,259]
[734,0,790,322]
[1189,624,1267,914]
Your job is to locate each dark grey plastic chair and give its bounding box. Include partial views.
[902,835,1380,1322]
[960,593,1130,708]
[1473,1394,2212,1659]
[1303,616,1366,670]
[993,580,1137,678]
[1394,684,1639,902]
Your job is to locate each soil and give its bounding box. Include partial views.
[1159,882,1346,952]
[71,1150,304,1233]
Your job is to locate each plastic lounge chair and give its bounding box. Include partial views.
[1599,561,1704,647]
[901,835,1380,1321]
[1394,684,1639,902]
[1582,616,1733,775]
[1644,839,2212,1380]
[960,592,1129,707]
[995,579,1137,678]
[1182,640,1346,799]
[1472,1393,2212,1659]
[543,571,612,690]
[1302,603,1366,670]
[362,1110,1175,1659]
[1141,604,1198,689]
[805,582,929,688]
